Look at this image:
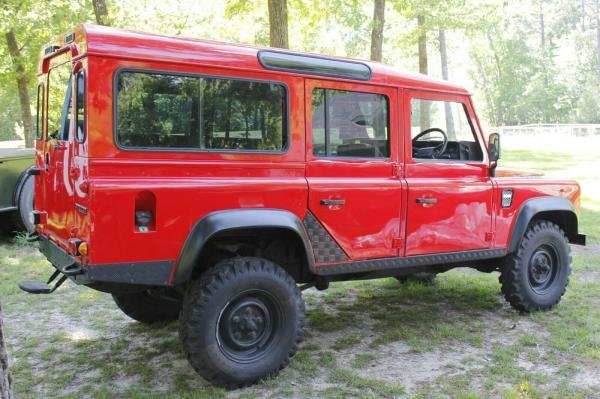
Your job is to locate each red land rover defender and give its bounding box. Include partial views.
[22,25,586,387]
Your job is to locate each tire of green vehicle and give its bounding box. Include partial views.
[179,256,305,388]
[500,220,571,312]
[112,291,182,323]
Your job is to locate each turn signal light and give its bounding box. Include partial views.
[501,189,514,208]
[77,241,88,256]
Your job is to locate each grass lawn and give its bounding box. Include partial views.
[1,137,598,398]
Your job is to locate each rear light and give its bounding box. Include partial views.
[77,241,88,256]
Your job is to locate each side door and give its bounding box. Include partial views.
[403,90,494,256]
[305,79,403,262]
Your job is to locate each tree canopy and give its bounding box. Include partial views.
[1,0,598,144]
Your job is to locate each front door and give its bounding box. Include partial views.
[305,80,403,262]
[404,90,493,256]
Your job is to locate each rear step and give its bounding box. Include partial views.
[19,266,77,294]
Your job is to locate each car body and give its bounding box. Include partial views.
[23,24,586,387]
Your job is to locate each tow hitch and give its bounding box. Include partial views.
[19,263,82,294]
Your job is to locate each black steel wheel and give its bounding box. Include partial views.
[500,220,571,312]
[527,244,559,294]
[179,257,304,388]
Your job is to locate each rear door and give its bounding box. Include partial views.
[403,90,493,256]
[40,54,76,244]
[305,79,403,261]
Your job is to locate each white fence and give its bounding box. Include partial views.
[496,124,600,137]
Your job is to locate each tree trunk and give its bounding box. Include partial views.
[92,0,110,26]
[0,302,12,399]
[596,0,600,79]
[5,30,34,148]
[417,16,430,129]
[268,0,289,49]
[438,29,455,138]
[540,1,545,51]
[370,0,385,62]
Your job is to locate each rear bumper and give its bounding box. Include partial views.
[39,235,173,286]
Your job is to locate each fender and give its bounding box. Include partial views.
[508,196,584,253]
[170,209,314,286]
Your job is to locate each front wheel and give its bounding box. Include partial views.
[179,257,304,388]
[500,220,571,312]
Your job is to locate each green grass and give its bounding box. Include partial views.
[1,141,599,398]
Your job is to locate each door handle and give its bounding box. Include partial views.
[416,197,438,205]
[320,199,346,206]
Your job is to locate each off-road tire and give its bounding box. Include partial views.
[112,290,182,323]
[179,257,304,388]
[11,168,35,233]
[500,220,571,312]
[396,272,437,285]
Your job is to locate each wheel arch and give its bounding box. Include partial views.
[170,209,315,286]
[508,196,582,253]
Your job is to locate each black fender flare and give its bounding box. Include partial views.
[170,209,314,285]
[508,196,580,253]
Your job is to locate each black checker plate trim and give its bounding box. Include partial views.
[303,211,348,263]
[315,248,507,276]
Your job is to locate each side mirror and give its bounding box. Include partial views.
[488,133,500,162]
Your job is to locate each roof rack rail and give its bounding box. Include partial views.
[258,50,371,81]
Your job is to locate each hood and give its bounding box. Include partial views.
[495,167,545,178]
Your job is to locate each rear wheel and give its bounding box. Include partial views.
[500,220,571,312]
[179,256,304,388]
[12,168,35,233]
[112,290,182,324]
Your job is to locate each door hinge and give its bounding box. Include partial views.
[485,232,494,242]
[392,163,402,178]
[392,238,403,248]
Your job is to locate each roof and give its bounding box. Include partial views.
[72,24,469,95]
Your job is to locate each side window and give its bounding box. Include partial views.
[75,70,86,142]
[410,99,482,161]
[36,84,43,139]
[116,71,287,151]
[312,89,389,158]
[47,61,72,140]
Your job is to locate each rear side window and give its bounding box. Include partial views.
[116,71,287,151]
[312,88,389,158]
[47,61,72,140]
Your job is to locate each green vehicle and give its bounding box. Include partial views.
[0,147,35,233]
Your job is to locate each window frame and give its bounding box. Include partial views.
[310,87,392,160]
[408,94,485,164]
[112,67,290,154]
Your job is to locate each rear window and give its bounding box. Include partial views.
[116,71,287,151]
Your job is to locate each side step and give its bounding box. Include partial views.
[19,270,68,294]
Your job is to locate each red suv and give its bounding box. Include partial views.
[22,25,586,388]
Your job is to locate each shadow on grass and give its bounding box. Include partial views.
[307,271,506,352]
